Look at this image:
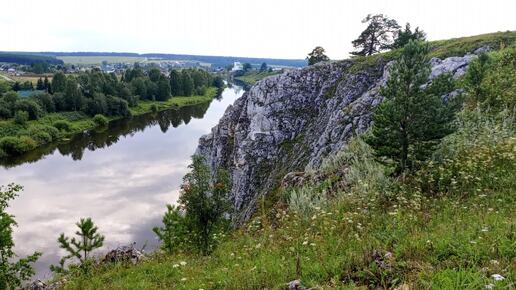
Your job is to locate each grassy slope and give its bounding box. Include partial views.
[60,32,516,289]
[235,71,280,86]
[0,88,217,152]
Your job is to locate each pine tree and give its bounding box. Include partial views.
[43,77,52,93]
[366,40,456,173]
[50,218,104,273]
[351,14,400,56]
[390,23,426,49]
[36,78,44,90]
[306,46,330,65]
[0,184,41,289]
[153,205,187,254]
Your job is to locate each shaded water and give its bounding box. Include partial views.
[0,85,243,279]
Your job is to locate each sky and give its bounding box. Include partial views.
[1,0,515,59]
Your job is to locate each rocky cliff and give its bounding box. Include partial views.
[197,49,481,224]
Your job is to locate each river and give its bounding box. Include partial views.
[0,85,243,279]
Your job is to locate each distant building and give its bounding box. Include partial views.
[232,62,243,71]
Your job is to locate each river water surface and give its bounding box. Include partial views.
[0,85,243,279]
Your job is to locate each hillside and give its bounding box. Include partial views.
[51,31,515,289]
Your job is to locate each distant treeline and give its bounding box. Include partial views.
[0,53,64,65]
[35,52,306,68]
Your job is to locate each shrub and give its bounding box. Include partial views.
[92,114,109,127]
[38,125,60,140]
[320,137,394,204]
[30,131,52,144]
[52,120,72,132]
[150,104,158,113]
[287,186,327,219]
[13,111,29,126]
[0,136,37,155]
[0,101,11,119]
[106,96,130,117]
[14,99,43,120]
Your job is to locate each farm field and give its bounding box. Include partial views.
[0,72,52,85]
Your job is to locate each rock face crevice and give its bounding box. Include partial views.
[197,52,478,224]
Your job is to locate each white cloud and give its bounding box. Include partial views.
[1,0,514,58]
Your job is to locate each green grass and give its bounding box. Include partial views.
[235,71,280,86]
[59,113,516,289]
[61,170,515,289]
[347,31,516,74]
[51,32,516,289]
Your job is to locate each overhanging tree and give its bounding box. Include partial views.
[351,14,400,56]
[366,40,457,173]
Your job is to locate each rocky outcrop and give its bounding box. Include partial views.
[197,51,481,224]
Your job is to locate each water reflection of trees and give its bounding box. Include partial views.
[0,102,211,168]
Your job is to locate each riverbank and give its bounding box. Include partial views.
[0,87,219,159]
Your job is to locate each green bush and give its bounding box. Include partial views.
[0,147,6,158]
[0,136,37,155]
[29,131,52,144]
[150,104,158,113]
[14,99,43,120]
[13,111,29,126]
[38,125,60,140]
[92,114,109,127]
[52,120,72,132]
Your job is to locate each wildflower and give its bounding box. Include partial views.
[302,241,308,245]
[491,274,505,281]
[173,264,180,268]
[485,283,495,289]
[180,261,187,266]
[310,243,316,247]
[181,278,187,281]
[469,240,477,244]
[481,227,489,232]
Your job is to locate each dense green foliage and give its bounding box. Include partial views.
[0,66,223,158]
[307,46,330,65]
[366,41,457,173]
[0,184,41,289]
